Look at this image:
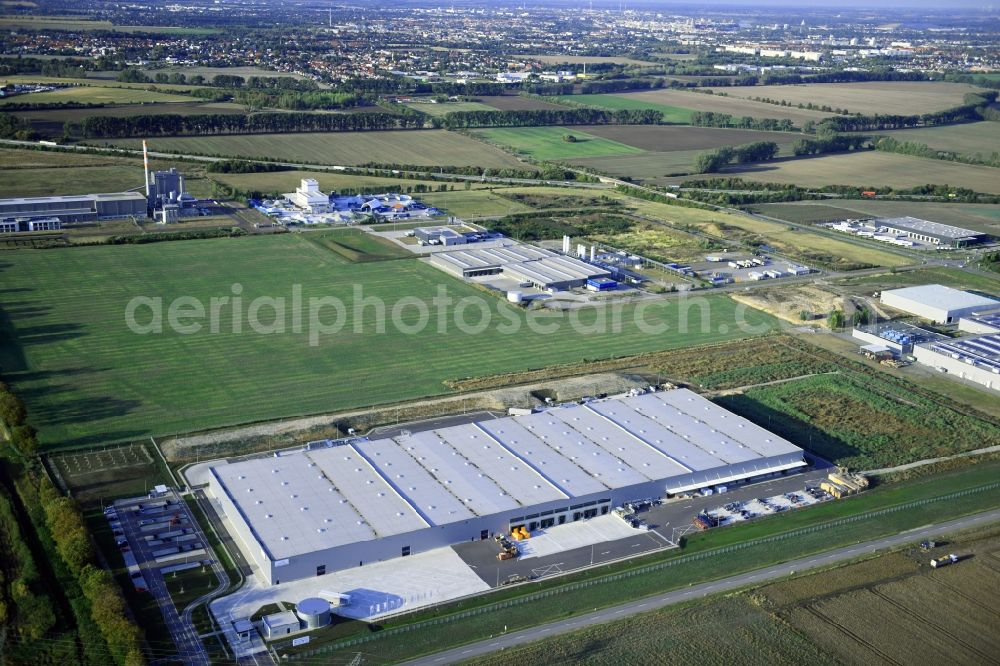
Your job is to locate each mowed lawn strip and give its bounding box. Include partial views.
[474,126,645,160]
[0,236,778,446]
[90,131,528,169]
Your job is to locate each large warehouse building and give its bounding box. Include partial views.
[208,389,806,585]
[914,333,1000,392]
[880,284,999,324]
[874,216,987,248]
[430,243,611,290]
[0,191,148,224]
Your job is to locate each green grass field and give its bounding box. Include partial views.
[474,126,644,160]
[298,228,413,262]
[419,189,534,218]
[718,373,1000,470]
[0,86,192,106]
[92,131,528,169]
[554,94,694,124]
[0,236,777,447]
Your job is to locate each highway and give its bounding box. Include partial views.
[399,507,1000,666]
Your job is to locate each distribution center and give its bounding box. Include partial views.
[208,389,806,585]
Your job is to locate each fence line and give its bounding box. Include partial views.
[288,481,1000,659]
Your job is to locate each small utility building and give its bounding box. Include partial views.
[880,285,999,324]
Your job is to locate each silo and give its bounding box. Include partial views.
[507,291,524,304]
[295,597,331,629]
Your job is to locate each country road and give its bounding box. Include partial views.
[399,507,1000,666]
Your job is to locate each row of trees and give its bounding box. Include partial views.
[0,381,37,455]
[694,141,780,173]
[206,159,292,173]
[689,111,796,132]
[37,478,145,665]
[874,136,1000,168]
[0,487,56,643]
[79,110,425,138]
[434,107,663,129]
[792,134,870,156]
[0,112,38,141]
[817,92,997,132]
[232,89,363,111]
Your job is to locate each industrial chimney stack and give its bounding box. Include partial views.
[142,140,151,199]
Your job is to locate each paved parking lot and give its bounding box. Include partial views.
[453,461,832,587]
[109,489,215,665]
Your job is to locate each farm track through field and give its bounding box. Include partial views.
[868,587,995,663]
[803,605,901,666]
[925,576,1000,615]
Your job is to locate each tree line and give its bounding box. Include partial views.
[433,107,662,129]
[78,110,425,138]
[816,91,997,132]
[0,378,144,665]
[792,134,870,156]
[689,111,796,132]
[694,141,780,173]
[874,136,1000,168]
[232,89,363,111]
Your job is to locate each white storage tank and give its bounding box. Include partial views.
[296,597,331,629]
[507,291,524,304]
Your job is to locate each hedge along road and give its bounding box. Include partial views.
[401,506,1000,666]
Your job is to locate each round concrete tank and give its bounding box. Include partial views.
[507,290,524,303]
[296,597,331,629]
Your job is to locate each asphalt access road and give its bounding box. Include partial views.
[402,507,1000,666]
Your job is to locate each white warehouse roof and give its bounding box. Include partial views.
[210,389,803,562]
[882,285,998,313]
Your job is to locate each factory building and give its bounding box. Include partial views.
[208,389,806,585]
[880,284,999,324]
[147,168,197,211]
[283,178,330,214]
[0,192,148,225]
[914,333,1000,392]
[874,216,986,248]
[0,216,62,233]
[959,312,1000,335]
[429,243,610,290]
[414,226,467,246]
